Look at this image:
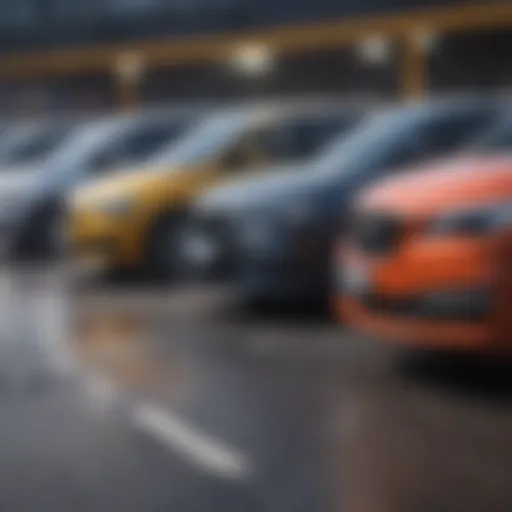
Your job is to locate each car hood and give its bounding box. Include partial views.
[197,162,324,213]
[72,163,200,207]
[360,154,512,217]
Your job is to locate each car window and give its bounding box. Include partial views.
[383,131,431,170]
[425,109,497,153]
[253,115,354,162]
[88,145,126,174]
[0,126,69,166]
[384,108,497,171]
[468,117,512,151]
[121,119,192,164]
[219,113,359,173]
[314,105,496,181]
[219,132,267,172]
[149,113,249,167]
[314,110,412,177]
[87,117,193,175]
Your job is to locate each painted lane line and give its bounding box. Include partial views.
[84,372,119,410]
[75,334,252,481]
[132,403,252,480]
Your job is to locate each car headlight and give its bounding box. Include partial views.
[98,197,134,217]
[429,202,512,236]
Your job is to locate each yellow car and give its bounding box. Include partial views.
[70,102,363,277]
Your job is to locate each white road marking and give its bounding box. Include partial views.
[0,266,251,482]
[84,373,119,411]
[132,403,252,480]
[82,365,252,481]
[35,282,76,375]
[82,371,252,480]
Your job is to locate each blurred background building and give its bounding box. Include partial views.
[0,0,510,116]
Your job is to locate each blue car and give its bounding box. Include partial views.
[182,98,501,305]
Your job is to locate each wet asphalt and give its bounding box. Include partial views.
[0,264,512,512]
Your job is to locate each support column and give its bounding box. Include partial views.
[401,32,428,100]
[113,51,145,111]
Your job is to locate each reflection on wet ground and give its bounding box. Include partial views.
[336,362,512,512]
[76,313,166,392]
[1,265,512,511]
[75,282,512,512]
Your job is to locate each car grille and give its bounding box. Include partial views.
[359,293,486,322]
[351,211,403,255]
[362,294,417,315]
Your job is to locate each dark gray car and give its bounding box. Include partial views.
[183,98,500,305]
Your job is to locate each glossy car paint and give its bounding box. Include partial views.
[190,98,501,303]
[71,104,362,271]
[336,158,512,353]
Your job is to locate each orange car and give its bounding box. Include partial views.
[335,157,512,354]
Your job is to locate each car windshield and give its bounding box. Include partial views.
[149,113,250,167]
[47,120,123,169]
[124,117,197,166]
[468,117,512,151]
[0,125,70,166]
[48,113,196,172]
[313,109,409,177]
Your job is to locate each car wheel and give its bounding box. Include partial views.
[146,212,186,281]
[43,210,68,262]
[14,206,66,263]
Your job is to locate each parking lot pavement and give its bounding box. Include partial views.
[2,265,512,511]
[0,267,243,512]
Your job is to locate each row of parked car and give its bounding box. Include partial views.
[0,96,509,355]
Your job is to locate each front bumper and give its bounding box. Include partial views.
[70,212,137,270]
[335,236,508,351]
[351,287,492,322]
[338,296,497,350]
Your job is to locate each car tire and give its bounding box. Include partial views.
[146,211,187,281]
[14,204,66,263]
[42,209,67,262]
